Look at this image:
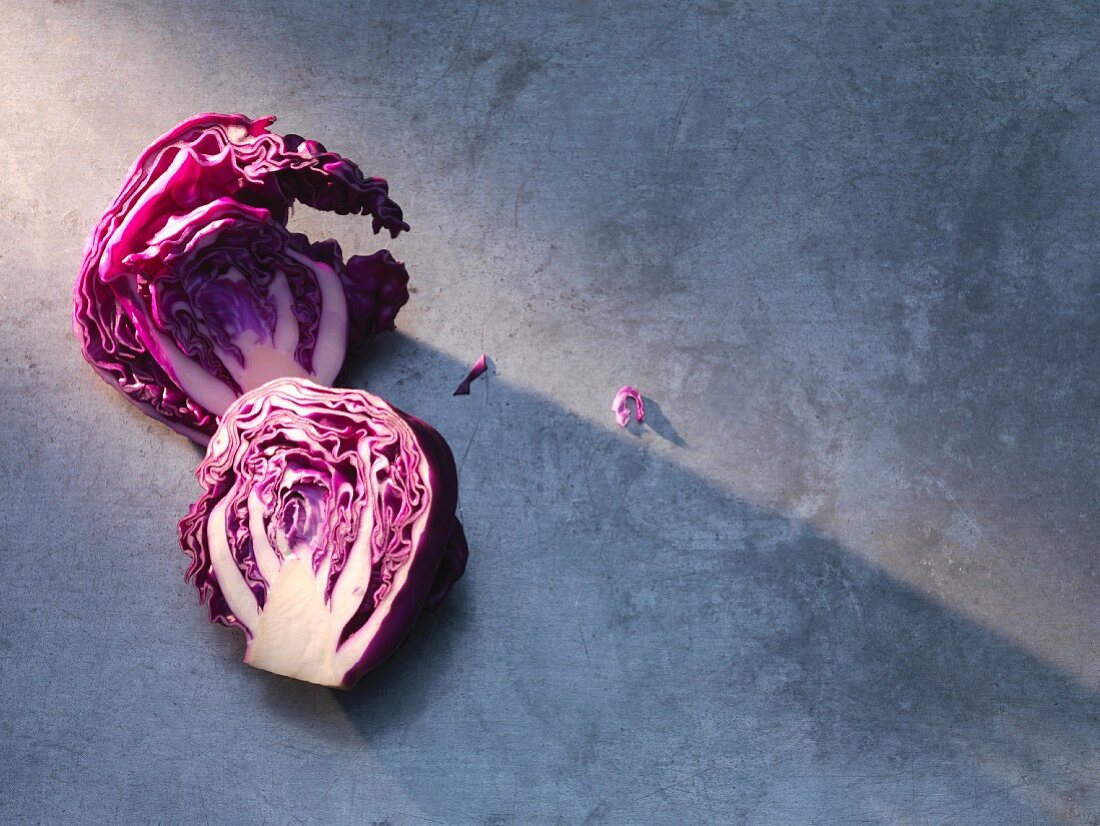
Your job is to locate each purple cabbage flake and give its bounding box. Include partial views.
[612,385,645,427]
[453,353,490,396]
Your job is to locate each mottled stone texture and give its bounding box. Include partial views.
[1,1,1098,823]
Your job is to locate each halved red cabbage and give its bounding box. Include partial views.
[612,385,645,427]
[74,113,409,444]
[179,377,467,688]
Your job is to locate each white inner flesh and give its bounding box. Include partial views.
[245,556,338,683]
[288,250,348,386]
[206,470,432,687]
[151,327,238,416]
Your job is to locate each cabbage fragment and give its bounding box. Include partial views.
[178,377,467,688]
[74,113,409,443]
[453,353,490,396]
[612,385,645,427]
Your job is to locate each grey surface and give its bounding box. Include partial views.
[1,1,1098,823]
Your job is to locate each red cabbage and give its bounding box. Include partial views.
[612,385,645,427]
[73,113,409,444]
[179,377,467,688]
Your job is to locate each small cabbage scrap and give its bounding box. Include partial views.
[74,113,410,444]
[612,385,645,427]
[179,377,467,688]
[453,353,490,396]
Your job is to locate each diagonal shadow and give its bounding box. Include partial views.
[283,333,1098,824]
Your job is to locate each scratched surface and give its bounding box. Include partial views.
[1,2,1099,823]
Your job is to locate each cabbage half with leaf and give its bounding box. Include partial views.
[179,378,468,688]
[74,113,410,443]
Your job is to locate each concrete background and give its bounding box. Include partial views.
[1,1,1098,823]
